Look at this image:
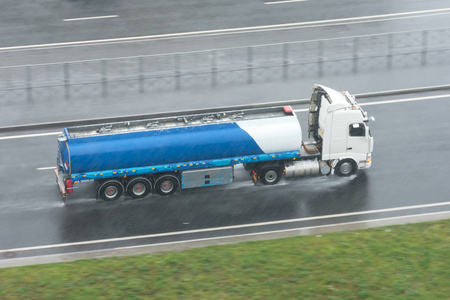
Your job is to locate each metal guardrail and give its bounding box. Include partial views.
[1,84,449,133]
[0,27,450,102]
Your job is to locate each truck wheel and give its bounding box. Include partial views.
[335,159,356,176]
[98,180,124,201]
[155,175,180,196]
[260,166,283,185]
[126,177,152,199]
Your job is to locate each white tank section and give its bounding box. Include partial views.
[237,116,302,154]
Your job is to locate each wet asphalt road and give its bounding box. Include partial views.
[3,0,449,46]
[1,92,450,260]
[1,0,450,65]
[1,0,450,262]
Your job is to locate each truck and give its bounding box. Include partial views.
[55,85,374,201]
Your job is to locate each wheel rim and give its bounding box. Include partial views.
[105,186,118,199]
[339,162,353,175]
[132,183,146,196]
[160,180,174,193]
[265,170,278,183]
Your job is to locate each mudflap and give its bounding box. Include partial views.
[55,168,68,203]
[251,169,259,185]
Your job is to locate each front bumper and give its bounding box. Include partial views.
[358,159,372,169]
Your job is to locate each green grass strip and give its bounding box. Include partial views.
[1,219,449,299]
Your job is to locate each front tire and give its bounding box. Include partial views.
[335,159,357,176]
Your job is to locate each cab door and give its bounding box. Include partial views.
[346,123,369,161]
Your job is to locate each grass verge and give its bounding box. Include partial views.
[0,219,449,299]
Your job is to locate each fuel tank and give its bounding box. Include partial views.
[58,107,303,174]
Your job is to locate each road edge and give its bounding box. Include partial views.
[1,211,448,269]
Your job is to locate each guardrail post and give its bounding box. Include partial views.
[175,54,181,90]
[353,37,359,73]
[421,30,428,66]
[101,59,107,97]
[247,46,253,84]
[283,43,289,80]
[64,63,70,99]
[387,33,393,69]
[211,50,217,87]
[138,56,144,93]
[318,40,323,77]
[26,65,32,102]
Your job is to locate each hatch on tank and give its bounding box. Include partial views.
[64,106,295,139]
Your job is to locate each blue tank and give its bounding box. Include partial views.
[58,107,303,177]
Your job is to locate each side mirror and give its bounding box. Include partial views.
[369,116,375,122]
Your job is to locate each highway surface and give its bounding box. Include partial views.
[1,0,450,266]
[1,90,450,266]
[1,0,450,65]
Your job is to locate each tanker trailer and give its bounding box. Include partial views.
[55,85,374,201]
[56,106,304,201]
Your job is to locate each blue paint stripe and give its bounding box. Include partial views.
[71,151,301,182]
[66,123,265,174]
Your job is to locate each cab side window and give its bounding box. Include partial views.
[349,123,365,137]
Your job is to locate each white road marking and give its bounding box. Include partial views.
[358,94,450,106]
[0,8,449,51]
[1,93,449,142]
[0,132,60,140]
[36,167,55,171]
[113,210,450,251]
[0,201,448,254]
[293,94,450,112]
[2,13,448,54]
[265,0,308,4]
[63,15,118,22]
[2,211,448,269]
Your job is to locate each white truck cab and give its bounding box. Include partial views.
[307,85,374,176]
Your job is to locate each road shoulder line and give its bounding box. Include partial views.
[1,210,448,269]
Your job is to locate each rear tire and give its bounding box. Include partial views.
[126,177,152,199]
[98,180,124,201]
[335,159,356,176]
[259,166,283,185]
[155,175,180,196]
